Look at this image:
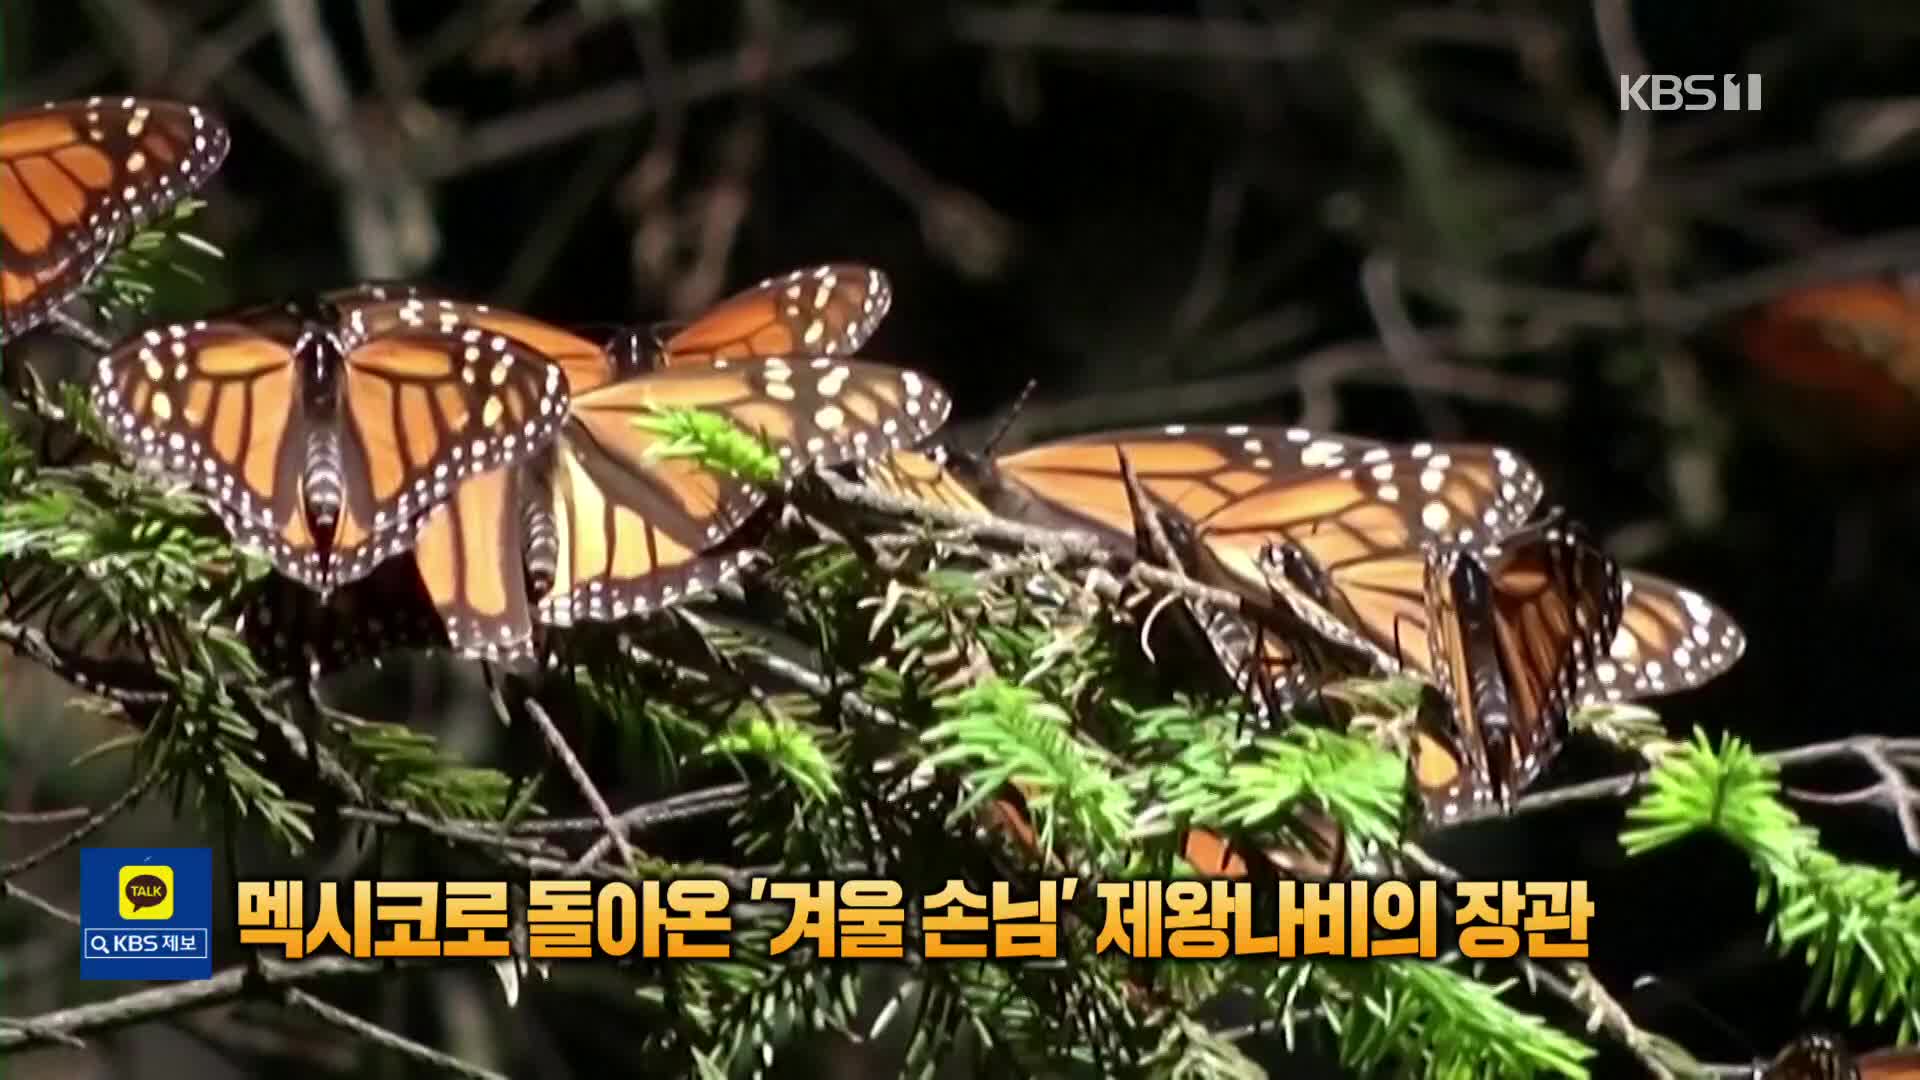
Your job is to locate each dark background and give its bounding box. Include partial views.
[3,1,1919,1076]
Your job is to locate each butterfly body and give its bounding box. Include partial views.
[1763,1033,1860,1080]
[1430,546,1511,782]
[1410,521,1623,817]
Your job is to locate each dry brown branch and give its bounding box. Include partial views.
[432,25,855,178]
[0,881,81,927]
[945,329,1569,450]
[285,987,507,1080]
[0,807,91,826]
[270,0,431,277]
[524,698,638,875]
[0,767,164,880]
[1511,735,1920,849]
[0,955,375,1052]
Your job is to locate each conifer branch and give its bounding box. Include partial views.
[283,988,508,1080]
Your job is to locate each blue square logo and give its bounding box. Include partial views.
[80,848,213,981]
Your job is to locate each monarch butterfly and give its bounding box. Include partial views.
[364,277,944,664]
[629,263,892,369]
[1205,455,1751,791]
[546,353,945,626]
[1,98,230,342]
[1855,1047,1920,1080]
[859,429,1398,698]
[866,432,1625,820]
[980,780,1348,882]
[1192,447,1622,818]
[1735,279,1920,457]
[1408,519,1622,818]
[89,293,573,595]
[897,426,1393,551]
[1174,812,1350,880]
[858,442,1358,879]
[865,431,1544,707]
[1761,1033,1920,1080]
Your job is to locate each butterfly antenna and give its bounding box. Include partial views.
[1628,975,1760,1063]
[979,378,1038,461]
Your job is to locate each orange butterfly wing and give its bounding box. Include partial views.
[1861,1047,1920,1080]
[1737,280,1920,454]
[1582,570,1746,706]
[1420,522,1622,817]
[859,447,992,515]
[653,263,893,368]
[0,98,229,341]
[539,356,952,626]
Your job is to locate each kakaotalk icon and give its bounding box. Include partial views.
[119,865,174,920]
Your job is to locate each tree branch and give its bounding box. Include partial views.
[1,880,82,927]
[524,699,638,875]
[1509,735,1920,837]
[431,25,855,178]
[0,955,374,1052]
[1,767,164,879]
[285,987,507,1080]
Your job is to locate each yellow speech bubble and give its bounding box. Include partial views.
[119,864,174,920]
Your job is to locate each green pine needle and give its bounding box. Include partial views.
[1314,960,1595,1079]
[924,679,1137,861]
[703,709,842,804]
[1622,729,1920,1040]
[637,406,784,486]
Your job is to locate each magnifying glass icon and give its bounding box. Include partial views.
[88,934,109,954]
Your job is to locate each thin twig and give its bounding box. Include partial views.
[0,619,169,706]
[0,955,375,1051]
[945,330,1568,451]
[336,806,564,859]
[0,807,92,826]
[1359,252,1464,439]
[504,783,752,836]
[1504,0,1721,530]
[776,85,1014,279]
[1407,844,1685,1078]
[269,0,416,277]
[1,880,82,927]
[0,1017,87,1050]
[285,988,507,1080]
[948,6,1549,59]
[49,310,115,352]
[1509,736,1920,841]
[524,700,638,875]
[1,767,163,879]
[433,25,855,178]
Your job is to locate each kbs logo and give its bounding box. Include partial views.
[1619,74,1762,112]
[119,864,174,919]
